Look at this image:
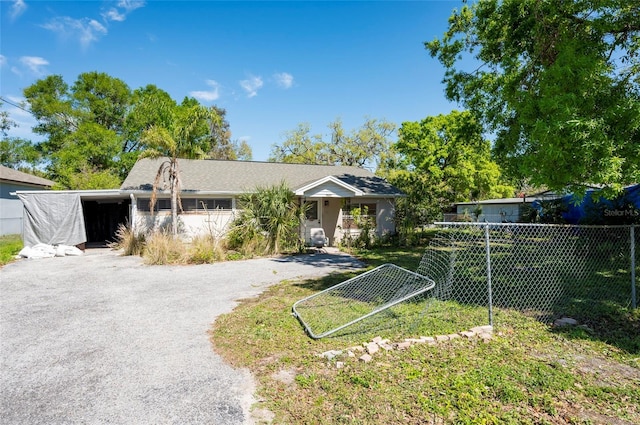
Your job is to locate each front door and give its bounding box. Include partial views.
[303,200,321,244]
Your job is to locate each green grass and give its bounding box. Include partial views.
[0,234,23,266]
[211,245,640,424]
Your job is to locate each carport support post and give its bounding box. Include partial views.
[485,223,494,326]
[631,226,637,309]
[129,194,137,233]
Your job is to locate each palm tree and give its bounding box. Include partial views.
[140,102,221,235]
[233,182,307,255]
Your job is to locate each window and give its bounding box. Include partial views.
[137,198,171,212]
[136,198,232,212]
[342,201,376,229]
[304,201,318,220]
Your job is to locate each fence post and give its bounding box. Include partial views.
[485,223,494,326]
[632,226,637,309]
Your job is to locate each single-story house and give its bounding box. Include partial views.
[450,191,558,223]
[450,184,640,224]
[15,159,404,247]
[0,165,55,235]
[121,158,404,246]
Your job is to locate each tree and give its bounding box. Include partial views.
[269,123,326,164]
[385,110,513,222]
[269,117,396,170]
[0,103,42,172]
[23,72,131,188]
[123,85,176,147]
[140,99,222,235]
[22,73,243,188]
[427,0,640,195]
[234,139,253,161]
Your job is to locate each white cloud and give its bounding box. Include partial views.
[19,56,49,75]
[189,80,221,102]
[118,0,146,12]
[274,72,294,89]
[42,17,107,48]
[0,55,7,67]
[10,0,27,21]
[103,8,126,22]
[240,75,263,98]
[103,1,145,22]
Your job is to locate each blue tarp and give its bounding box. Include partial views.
[533,184,640,224]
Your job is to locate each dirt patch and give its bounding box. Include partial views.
[572,354,640,386]
[560,403,637,425]
[270,368,297,386]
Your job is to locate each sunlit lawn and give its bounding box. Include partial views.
[211,244,640,424]
[0,234,22,266]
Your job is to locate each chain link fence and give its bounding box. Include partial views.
[431,223,638,326]
[293,223,637,338]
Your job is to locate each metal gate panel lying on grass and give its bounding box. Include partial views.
[292,264,436,339]
[291,233,463,339]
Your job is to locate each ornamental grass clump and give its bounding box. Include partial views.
[143,231,185,265]
[110,223,146,256]
[185,234,226,264]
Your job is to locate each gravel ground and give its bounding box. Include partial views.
[0,249,364,424]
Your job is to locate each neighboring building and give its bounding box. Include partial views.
[450,191,558,223]
[121,158,404,246]
[450,185,640,224]
[0,165,55,235]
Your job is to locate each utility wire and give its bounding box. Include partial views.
[0,95,79,131]
[0,96,34,116]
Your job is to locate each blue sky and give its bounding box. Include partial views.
[1,0,462,161]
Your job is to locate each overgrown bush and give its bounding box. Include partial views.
[143,231,185,265]
[109,223,146,256]
[185,234,226,264]
[392,196,440,246]
[340,206,375,249]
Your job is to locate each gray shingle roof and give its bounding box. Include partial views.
[0,165,55,188]
[121,158,403,197]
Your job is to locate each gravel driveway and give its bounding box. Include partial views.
[0,249,364,424]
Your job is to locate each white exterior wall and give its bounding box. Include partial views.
[456,203,522,223]
[130,191,398,245]
[134,210,236,240]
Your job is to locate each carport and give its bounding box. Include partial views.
[14,189,131,247]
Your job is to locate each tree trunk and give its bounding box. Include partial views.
[170,161,178,236]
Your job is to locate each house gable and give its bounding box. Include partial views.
[294,176,364,197]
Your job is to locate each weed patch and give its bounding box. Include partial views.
[0,234,22,266]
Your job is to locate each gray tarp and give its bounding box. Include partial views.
[18,193,87,247]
